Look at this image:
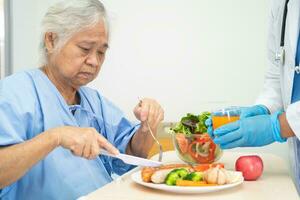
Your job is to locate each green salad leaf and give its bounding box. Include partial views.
[171,112,211,135]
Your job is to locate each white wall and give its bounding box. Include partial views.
[10,0,39,70]
[12,0,270,121]
[10,0,289,160]
[0,0,4,78]
[93,0,270,122]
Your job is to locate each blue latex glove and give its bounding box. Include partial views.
[212,111,286,149]
[205,117,213,137]
[205,105,269,138]
[239,105,269,119]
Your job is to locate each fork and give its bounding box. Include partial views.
[139,99,163,162]
[146,120,163,162]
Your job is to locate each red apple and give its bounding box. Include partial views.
[235,155,264,181]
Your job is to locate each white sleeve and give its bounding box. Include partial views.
[255,0,284,113]
[286,102,300,139]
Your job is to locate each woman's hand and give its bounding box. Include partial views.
[51,126,119,160]
[134,98,164,133]
[128,98,164,157]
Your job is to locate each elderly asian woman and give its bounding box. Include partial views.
[0,0,164,199]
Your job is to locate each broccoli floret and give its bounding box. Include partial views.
[184,172,204,181]
[165,168,189,186]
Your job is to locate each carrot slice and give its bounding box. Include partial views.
[176,133,189,153]
[193,163,225,172]
[176,180,218,187]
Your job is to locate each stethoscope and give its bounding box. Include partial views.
[275,0,300,73]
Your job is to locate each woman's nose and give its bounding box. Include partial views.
[86,52,100,68]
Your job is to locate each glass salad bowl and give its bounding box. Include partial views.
[170,112,222,164]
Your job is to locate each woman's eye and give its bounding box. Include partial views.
[79,46,90,52]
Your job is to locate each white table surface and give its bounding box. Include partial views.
[82,151,299,200]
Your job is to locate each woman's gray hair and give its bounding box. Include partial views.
[39,0,109,66]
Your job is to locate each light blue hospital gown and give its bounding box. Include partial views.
[0,69,139,200]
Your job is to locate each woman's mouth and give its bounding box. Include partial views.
[78,72,93,79]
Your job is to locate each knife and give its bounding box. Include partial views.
[100,149,163,167]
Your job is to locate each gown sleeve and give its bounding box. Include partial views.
[0,76,34,197]
[96,92,140,175]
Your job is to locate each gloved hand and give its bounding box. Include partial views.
[205,117,213,138]
[212,111,286,149]
[239,105,269,119]
[205,105,269,138]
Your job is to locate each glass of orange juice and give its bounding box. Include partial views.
[212,107,241,130]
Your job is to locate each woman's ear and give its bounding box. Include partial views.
[44,32,57,53]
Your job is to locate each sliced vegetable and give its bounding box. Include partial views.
[175,133,189,153]
[176,180,217,187]
[188,134,216,163]
[193,163,225,172]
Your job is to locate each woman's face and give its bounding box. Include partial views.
[47,20,109,88]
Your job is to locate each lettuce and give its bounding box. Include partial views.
[171,112,211,135]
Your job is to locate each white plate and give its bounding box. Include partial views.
[131,170,244,194]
